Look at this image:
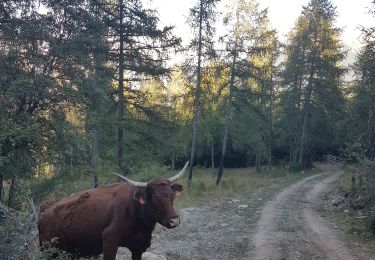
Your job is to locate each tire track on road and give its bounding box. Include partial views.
[252,166,356,260]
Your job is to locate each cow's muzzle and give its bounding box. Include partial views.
[165,217,180,229]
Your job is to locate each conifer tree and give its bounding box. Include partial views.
[92,0,180,175]
[216,0,276,184]
[185,0,220,185]
[345,5,375,161]
[280,0,345,170]
[0,0,112,204]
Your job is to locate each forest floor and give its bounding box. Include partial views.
[117,164,374,260]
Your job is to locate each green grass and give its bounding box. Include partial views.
[172,167,315,210]
[336,166,356,191]
[324,168,375,256]
[7,165,318,260]
[326,209,375,256]
[30,165,315,212]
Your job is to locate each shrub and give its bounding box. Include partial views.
[368,205,375,234]
[36,242,73,260]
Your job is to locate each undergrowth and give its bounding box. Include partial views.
[3,164,316,259]
[29,164,314,211]
[17,163,313,210]
[174,167,312,210]
[324,161,375,255]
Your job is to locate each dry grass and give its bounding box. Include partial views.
[324,168,375,256]
[173,167,314,210]
[29,165,316,211]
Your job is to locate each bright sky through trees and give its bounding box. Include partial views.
[149,0,374,62]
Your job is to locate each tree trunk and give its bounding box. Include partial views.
[91,126,99,188]
[299,53,316,169]
[216,50,237,185]
[216,9,240,185]
[288,44,306,171]
[171,152,175,170]
[188,0,204,186]
[57,151,63,175]
[0,173,3,202]
[203,158,208,168]
[0,141,10,202]
[367,108,374,159]
[256,152,262,173]
[117,0,125,177]
[298,26,318,169]
[268,72,274,172]
[7,178,15,208]
[211,140,215,169]
[70,146,73,176]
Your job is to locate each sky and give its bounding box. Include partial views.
[147,0,374,63]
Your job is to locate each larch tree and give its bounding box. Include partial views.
[185,0,220,185]
[0,0,112,205]
[280,0,345,170]
[92,0,180,176]
[216,0,275,184]
[345,5,375,161]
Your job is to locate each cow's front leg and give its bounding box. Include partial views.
[130,250,143,260]
[103,224,123,260]
[103,240,118,260]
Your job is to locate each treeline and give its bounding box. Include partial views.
[0,0,374,208]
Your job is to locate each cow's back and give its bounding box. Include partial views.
[38,183,132,256]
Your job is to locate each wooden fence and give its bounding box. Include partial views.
[322,154,345,165]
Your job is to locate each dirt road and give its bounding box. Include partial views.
[117,165,372,260]
[252,165,357,260]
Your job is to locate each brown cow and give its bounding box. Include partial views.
[38,162,189,260]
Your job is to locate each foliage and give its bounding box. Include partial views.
[279,0,345,170]
[184,0,221,184]
[0,0,373,221]
[334,161,375,236]
[215,0,278,183]
[344,29,375,161]
[35,243,73,260]
[0,202,36,260]
[0,0,375,257]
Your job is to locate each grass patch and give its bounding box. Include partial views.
[324,168,375,256]
[325,208,375,256]
[8,165,317,259]
[30,165,316,212]
[173,167,316,210]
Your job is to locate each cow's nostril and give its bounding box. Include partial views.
[169,217,180,227]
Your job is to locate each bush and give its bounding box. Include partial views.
[35,242,73,260]
[368,206,375,234]
[128,162,170,181]
[0,203,36,260]
[342,160,375,234]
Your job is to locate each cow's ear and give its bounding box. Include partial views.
[171,183,183,196]
[133,189,146,204]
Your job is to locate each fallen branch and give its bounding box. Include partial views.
[29,198,37,222]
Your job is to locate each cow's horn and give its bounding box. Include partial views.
[113,173,148,187]
[168,161,189,183]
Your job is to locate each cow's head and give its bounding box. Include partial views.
[115,162,188,229]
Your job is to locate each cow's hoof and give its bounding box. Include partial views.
[142,252,167,260]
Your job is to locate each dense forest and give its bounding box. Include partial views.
[0,0,374,213]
